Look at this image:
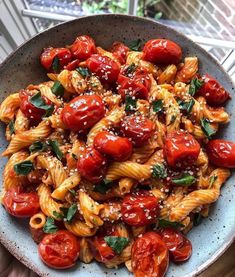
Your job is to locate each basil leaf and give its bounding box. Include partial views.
[52,211,64,220]
[168,115,176,125]
[178,99,195,113]
[48,139,63,160]
[209,175,217,189]
[128,39,142,51]
[152,99,163,113]
[43,217,58,234]
[200,119,216,138]
[158,219,184,229]
[29,141,46,153]
[14,161,34,176]
[125,95,137,112]
[68,189,76,197]
[76,67,91,78]
[29,92,54,118]
[94,179,113,194]
[104,236,130,255]
[9,120,15,135]
[193,213,202,226]
[126,63,137,75]
[172,173,195,186]
[66,204,77,223]
[72,153,78,160]
[152,163,167,179]
[51,81,64,97]
[188,78,204,96]
[51,56,60,73]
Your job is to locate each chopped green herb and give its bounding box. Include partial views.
[128,39,142,51]
[14,160,34,176]
[168,115,177,125]
[29,92,54,118]
[29,141,46,153]
[152,163,167,179]
[152,99,163,113]
[48,139,63,160]
[172,173,195,186]
[76,67,91,78]
[52,211,64,220]
[94,179,113,194]
[125,95,137,112]
[51,80,64,97]
[72,153,78,160]
[158,219,184,229]
[104,236,130,255]
[68,189,76,197]
[200,118,216,138]
[51,56,60,73]
[188,78,204,96]
[43,217,58,233]
[178,98,195,113]
[125,63,137,75]
[193,213,202,226]
[209,175,217,189]
[53,204,77,224]
[9,120,15,135]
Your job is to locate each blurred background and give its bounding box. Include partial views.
[0,0,234,80]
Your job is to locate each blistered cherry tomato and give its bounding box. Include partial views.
[3,188,39,218]
[120,115,155,147]
[40,47,72,71]
[19,90,53,123]
[94,131,133,161]
[164,130,200,168]
[197,74,230,106]
[92,235,116,262]
[117,66,151,99]
[143,39,182,65]
[77,147,107,183]
[70,35,96,60]
[110,41,129,64]
[121,191,159,226]
[170,236,192,263]
[206,139,235,168]
[132,232,169,277]
[61,95,105,132]
[64,59,79,71]
[38,230,80,269]
[86,54,120,84]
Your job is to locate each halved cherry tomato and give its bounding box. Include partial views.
[38,230,80,269]
[164,130,200,168]
[171,236,192,263]
[143,39,182,65]
[197,74,230,106]
[64,59,79,71]
[40,47,72,71]
[117,66,151,99]
[3,188,39,218]
[206,139,235,168]
[70,35,96,60]
[19,90,53,123]
[120,115,155,147]
[92,235,116,262]
[110,41,129,64]
[61,95,105,132]
[77,147,107,183]
[86,54,120,84]
[132,232,169,277]
[121,191,159,226]
[94,131,133,161]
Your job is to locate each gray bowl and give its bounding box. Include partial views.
[0,14,234,277]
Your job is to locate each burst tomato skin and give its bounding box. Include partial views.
[40,47,72,71]
[93,131,133,161]
[70,35,96,60]
[132,232,169,277]
[110,41,129,64]
[197,74,230,106]
[143,39,182,65]
[164,130,200,168]
[206,139,235,168]
[117,66,151,99]
[86,54,120,84]
[61,95,105,132]
[121,191,159,226]
[64,59,80,70]
[38,230,80,269]
[3,188,39,218]
[170,236,192,263]
[120,115,155,147]
[77,147,107,183]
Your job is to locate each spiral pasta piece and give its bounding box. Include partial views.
[14,109,30,134]
[175,57,198,83]
[64,220,97,237]
[0,93,20,123]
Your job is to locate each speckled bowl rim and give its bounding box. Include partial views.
[0,13,234,277]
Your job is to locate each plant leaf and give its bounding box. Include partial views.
[168,115,176,125]
[172,173,195,186]
[152,163,167,179]
[68,189,76,197]
[200,119,216,138]
[51,81,64,97]
[72,153,78,160]
[178,99,195,113]
[128,39,142,51]
[66,204,77,223]
[48,139,63,160]
[94,179,113,194]
[158,219,184,229]
[9,120,15,135]
[43,217,58,233]
[125,95,137,112]
[188,78,204,96]
[29,92,54,118]
[14,161,34,176]
[52,211,64,220]
[209,175,217,189]
[29,141,46,153]
[76,67,91,78]
[125,63,137,75]
[152,99,163,113]
[104,236,130,255]
[51,56,60,73]
[193,213,202,226]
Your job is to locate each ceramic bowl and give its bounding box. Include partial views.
[0,14,234,277]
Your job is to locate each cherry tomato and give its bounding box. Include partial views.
[206,139,235,168]
[164,130,200,168]
[64,59,79,70]
[121,191,159,226]
[117,66,151,99]
[30,227,45,244]
[110,41,129,64]
[171,236,192,263]
[92,235,116,262]
[19,90,53,123]
[38,230,80,269]
[197,74,230,106]
[3,188,39,218]
[70,35,96,60]
[120,115,155,147]
[61,95,105,132]
[77,147,107,183]
[132,232,169,277]
[143,39,182,65]
[158,228,184,252]
[86,54,120,84]
[40,47,72,71]
[94,131,133,161]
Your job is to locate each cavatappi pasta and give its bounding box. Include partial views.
[0,35,233,277]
